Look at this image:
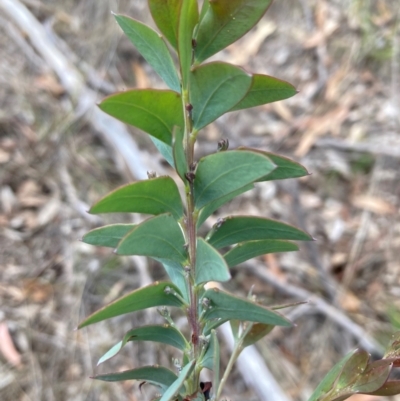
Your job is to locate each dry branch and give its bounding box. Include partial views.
[0,0,156,180]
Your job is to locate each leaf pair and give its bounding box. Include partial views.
[308,333,400,401]
[194,148,308,226]
[93,360,195,401]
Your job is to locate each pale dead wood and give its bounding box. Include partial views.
[220,322,291,401]
[0,0,159,180]
[247,262,384,355]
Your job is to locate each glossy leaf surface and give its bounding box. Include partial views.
[114,15,180,92]
[160,360,195,401]
[224,239,298,267]
[194,0,272,63]
[195,238,231,285]
[231,74,297,111]
[93,365,178,393]
[156,258,188,302]
[239,147,309,181]
[98,325,187,365]
[99,89,183,145]
[78,282,184,329]
[194,150,275,209]
[190,62,251,130]
[202,288,291,326]
[178,0,198,88]
[207,216,312,248]
[117,214,187,265]
[151,137,175,167]
[197,184,254,228]
[89,177,183,220]
[148,0,181,50]
[82,224,135,248]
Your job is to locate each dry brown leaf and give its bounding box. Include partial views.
[0,148,10,164]
[264,254,286,282]
[36,198,61,226]
[339,291,361,313]
[352,195,396,215]
[17,180,47,208]
[34,73,65,96]
[295,104,351,157]
[228,21,276,65]
[0,322,22,368]
[132,61,149,89]
[22,279,53,303]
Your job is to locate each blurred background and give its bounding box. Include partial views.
[0,0,399,400]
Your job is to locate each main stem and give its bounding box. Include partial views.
[182,87,201,392]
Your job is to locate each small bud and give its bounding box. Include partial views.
[202,297,210,309]
[147,171,157,179]
[199,335,208,347]
[217,138,229,152]
[185,103,193,112]
[157,306,170,318]
[215,218,225,229]
[173,358,182,371]
[185,171,196,183]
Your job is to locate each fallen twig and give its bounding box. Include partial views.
[247,262,384,356]
[0,0,161,180]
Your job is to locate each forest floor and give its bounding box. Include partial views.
[0,0,400,400]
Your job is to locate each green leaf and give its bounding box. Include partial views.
[190,62,251,130]
[202,288,291,326]
[89,177,183,220]
[117,214,187,265]
[78,281,184,329]
[93,365,178,393]
[194,0,273,63]
[178,0,198,88]
[351,359,391,394]
[194,150,275,209]
[156,258,189,303]
[82,224,136,248]
[151,137,175,167]
[99,89,183,145]
[370,380,400,396]
[160,360,196,401]
[207,216,313,248]
[336,350,370,390]
[195,238,231,285]
[98,325,188,365]
[196,184,254,228]
[383,331,400,361]
[224,240,298,267]
[173,126,187,180]
[148,0,181,50]
[230,74,297,111]
[241,323,274,348]
[239,147,309,181]
[201,330,220,378]
[114,14,180,92]
[307,350,357,401]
